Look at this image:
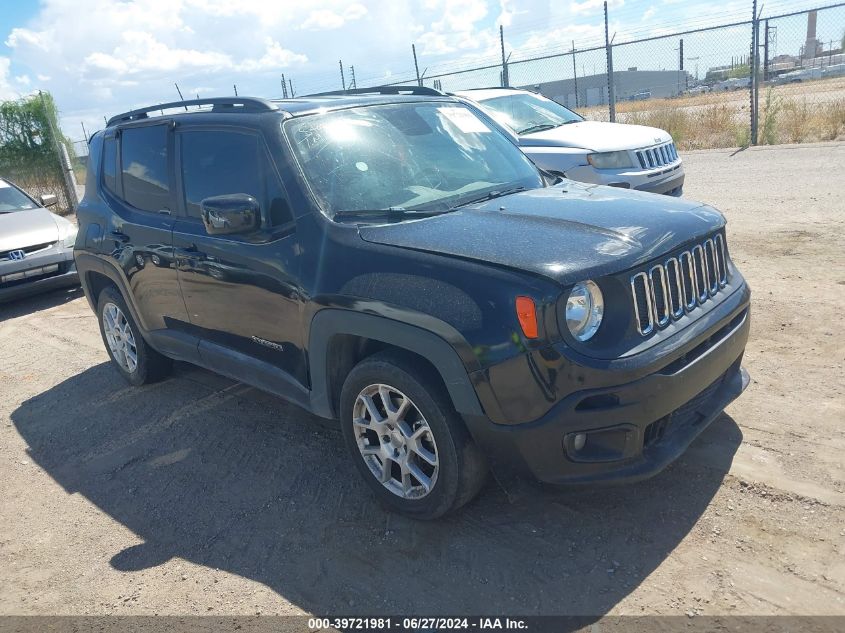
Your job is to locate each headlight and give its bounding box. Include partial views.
[61,225,78,248]
[587,151,634,169]
[565,280,604,341]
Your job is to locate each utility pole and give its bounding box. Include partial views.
[339,60,346,91]
[604,1,616,121]
[500,25,509,87]
[572,40,579,108]
[750,0,759,145]
[679,38,685,93]
[763,21,770,81]
[412,44,422,86]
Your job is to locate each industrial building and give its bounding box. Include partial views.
[523,69,691,109]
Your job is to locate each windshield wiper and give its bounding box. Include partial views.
[451,186,527,209]
[518,123,560,135]
[332,207,453,222]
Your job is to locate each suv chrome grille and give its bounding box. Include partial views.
[631,234,728,336]
[635,142,678,170]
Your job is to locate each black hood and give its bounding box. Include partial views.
[358,182,726,286]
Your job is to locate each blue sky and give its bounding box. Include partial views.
[1,0,842,139]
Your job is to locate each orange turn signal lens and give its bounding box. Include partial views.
[515,296,539,339]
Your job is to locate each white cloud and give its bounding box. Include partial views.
[570,0,624,16]
[238,38,308,71]
[1,57,17,100]
[301,4,368,30]
[417,0,491,55]
[0,59,35,100]
[5,27,53,51]
[82,31,234,78]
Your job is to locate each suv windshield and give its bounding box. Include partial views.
[0,181,38,213]
[284,102,543,219]
[475,92,583,135]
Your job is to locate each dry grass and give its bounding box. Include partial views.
[578,76,845,149]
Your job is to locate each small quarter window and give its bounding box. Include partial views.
[102,136,118,193]
[120,125,171,213]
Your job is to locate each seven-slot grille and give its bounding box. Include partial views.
[635,142,678,170]
[631,234,728,336]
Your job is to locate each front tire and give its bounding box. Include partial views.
[96,286,172,386]
[340,351,488,519]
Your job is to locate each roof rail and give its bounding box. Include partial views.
[106,97,279,126]
[305,85,444,97]
[452,86,526,92]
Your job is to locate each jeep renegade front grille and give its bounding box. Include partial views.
[631,234,728,336]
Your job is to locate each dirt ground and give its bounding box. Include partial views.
[1,142,843,617]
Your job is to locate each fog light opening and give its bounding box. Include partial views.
[573,433,587,452]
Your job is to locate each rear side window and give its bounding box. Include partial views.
[102,136,118,193]
[120,125,170,213]
[180,129,293,227]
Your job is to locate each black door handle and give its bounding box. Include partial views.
[176,244,206,261]
[110,230,130,243]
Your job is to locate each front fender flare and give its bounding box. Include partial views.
[307,309,484,419]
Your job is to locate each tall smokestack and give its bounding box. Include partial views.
[804,10,818,59]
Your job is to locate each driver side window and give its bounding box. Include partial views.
[179,129,293,228]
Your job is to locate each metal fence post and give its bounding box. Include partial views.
[572,41,579,108]
[59,143,79,210]
[763,20,770,82]
[339,60,346,91]
[38,90,78,213]
[604,1,616,122]
[750,0,759,145]
[500,25,509,87]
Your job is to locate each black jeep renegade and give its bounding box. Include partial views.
[75,88,750,519]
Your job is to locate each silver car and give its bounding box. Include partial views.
[454,88,685,196]
[0,178,79,302]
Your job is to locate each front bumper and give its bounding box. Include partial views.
[565,161,685,196]
[0,246,78,303]
[463,287,750,485]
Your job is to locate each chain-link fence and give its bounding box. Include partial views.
[354,1,845,150]
[0,92,80,214]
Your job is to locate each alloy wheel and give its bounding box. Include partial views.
[352,383,439,499]
[102,302,138,373]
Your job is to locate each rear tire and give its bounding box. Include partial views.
[340,350,488,519]
[96,286,172,386]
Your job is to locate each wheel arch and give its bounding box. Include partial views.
[77,254,149,335]
[308,309,484,420]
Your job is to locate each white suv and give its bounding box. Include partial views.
[454,88,684,196]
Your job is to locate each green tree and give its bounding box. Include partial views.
[0,91,75,181]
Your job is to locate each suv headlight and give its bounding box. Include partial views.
[565,280,604,341]
[587,151,634,169]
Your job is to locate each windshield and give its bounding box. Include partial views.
[475,93,583,135]
[0,180,38,213]
[284,102,543,219]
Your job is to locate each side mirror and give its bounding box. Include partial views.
[200,194,260,236]
[40,194,58,207]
